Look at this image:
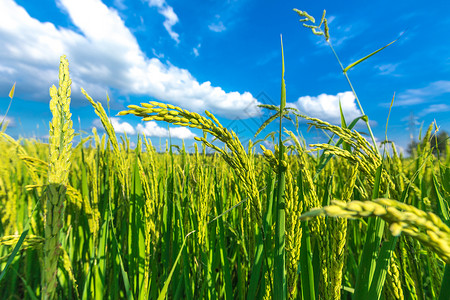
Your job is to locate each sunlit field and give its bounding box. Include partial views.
[0,9,449,300]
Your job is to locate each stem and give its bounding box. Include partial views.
[328,42,380,156]
[274,34,287,300]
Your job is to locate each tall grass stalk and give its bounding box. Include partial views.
[42,55,74,299]
[273,35,287,300]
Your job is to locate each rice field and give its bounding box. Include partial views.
[1,9,449,300]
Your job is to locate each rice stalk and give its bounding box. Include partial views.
[118,102,262,223]
[42,55,74,300]
[329,163,358,299]
[300,198,450,263]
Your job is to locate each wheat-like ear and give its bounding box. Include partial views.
[300,198,450,263]
[119,102,262,220]
[42,55,74,300]
[82,89,130,198]
[301,115,395,189]
[48,56,74,185]
[0,235,44,253]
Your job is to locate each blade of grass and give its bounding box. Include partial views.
[215,176,233,300]
[353,164,384,298]
[343,33,403,73]
[367,236,398,300]
[0,229,29,283]
[175,194,193,300]
[11,266,39,300]
[339,99,351,152]
[300,221,315,300]
[0,197,40,284]
[157,231,195,300]
[273,34,287,300]
[439,264,450,300]
[298,170,315,300]
[432,172,450,226]
[108,191,134,300]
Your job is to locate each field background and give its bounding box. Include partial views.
[0,95,449,299]
[1,7,450,300]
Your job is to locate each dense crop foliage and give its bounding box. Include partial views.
[1,9,450,300]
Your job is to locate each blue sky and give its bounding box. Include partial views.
[0,0,449,153]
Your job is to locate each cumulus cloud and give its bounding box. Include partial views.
[288,91,362,124]
[93,118,135,135]
[92,118,196,139]
[146,0,179,43]
[137,121,196,139]
[0,0,261,118]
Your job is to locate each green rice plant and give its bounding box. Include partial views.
[42,55,74,300]
[294,9,401,155]
[385,251,404,300]
[329,163,358,300]
[118,101,262,224]
[300,198,450,263]
[273,35,288,300]
[1,6,449,300]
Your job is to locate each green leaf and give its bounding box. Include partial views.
[0,229,29,283]
[439,265,450,300]
[343,32,404,73]
[339,99,351,152]
[157,231,194,300]
[300,221,315,300]
[255,111,281,138]
[433,172,450,226]
[0,196,40,284]
[440,165,450,194]
[8,82,16,99]
[354,164,384,298]
[273,34,287,300]
[367,236,398,300]
[258,104,279,111]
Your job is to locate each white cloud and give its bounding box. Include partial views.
[208,21,226,32]
[113,0,126,10]
[92,118,195,139]
[375,63,400,76]
[0,0,261,119]
[394,81,450,106]
[93,117,135,135]
[152,48,164,59]
[136,121,196,139]
[193,44,201,57]
[419,104,450,117]
[147,0,179,43]
[288,91,362,124]
[0,115,15,127]
[262,140,275,150]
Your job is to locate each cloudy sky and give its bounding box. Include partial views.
[0,0,449,152]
